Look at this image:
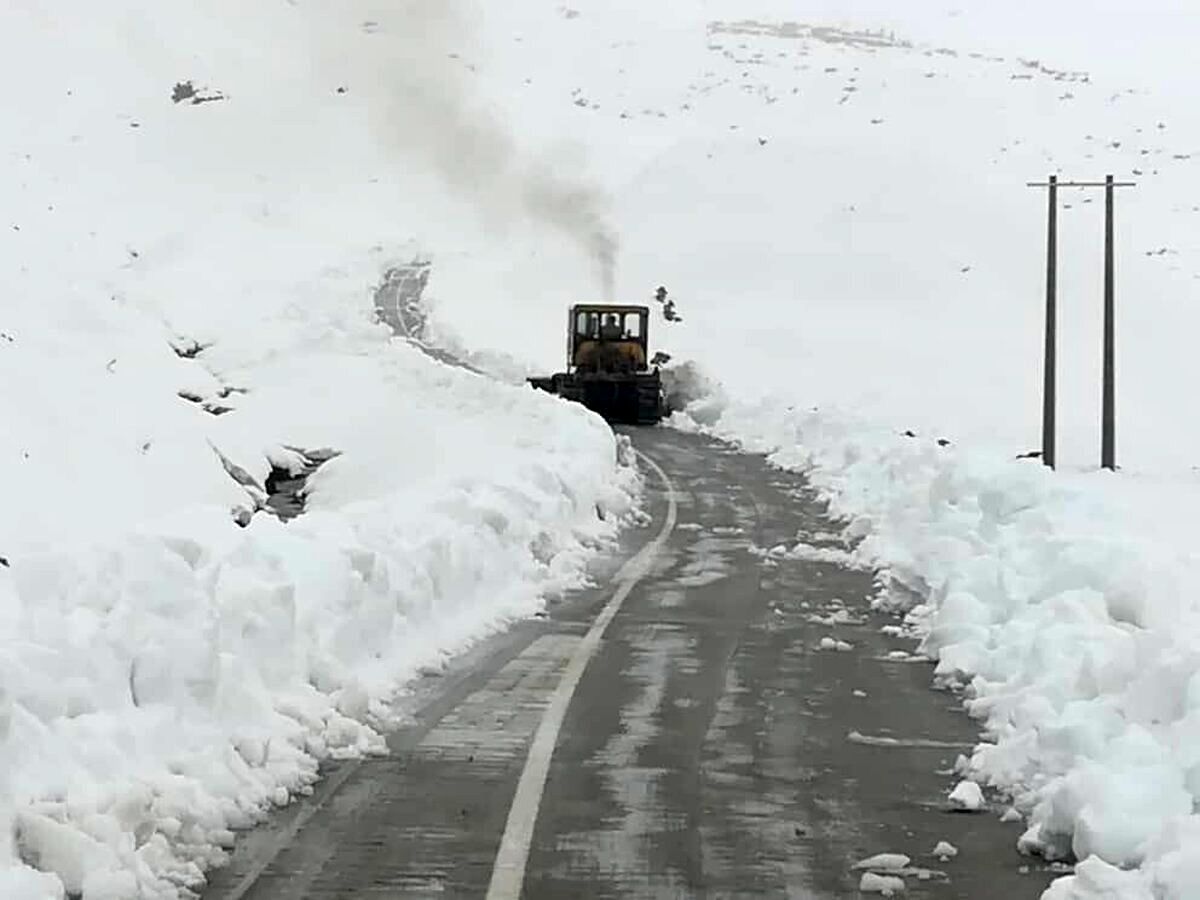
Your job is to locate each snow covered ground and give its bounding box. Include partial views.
[8,0,1200,896]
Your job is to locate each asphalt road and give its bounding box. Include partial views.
[203,428,1058,899]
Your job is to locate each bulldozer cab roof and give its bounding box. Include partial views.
[571,304,649,316]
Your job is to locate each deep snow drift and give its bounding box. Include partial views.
[0,341,636,898]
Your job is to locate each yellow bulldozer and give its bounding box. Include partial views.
[528,304,666,425]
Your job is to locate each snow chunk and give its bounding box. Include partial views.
[1041,856,1154,900]
[859,872,906,895]
[15,812,116,896]
[818,636,854,652]
[808,608,860,626]
[932,841,958,861]
[948,780,985,811]
[780,541,866,567]
[853,853,911,871]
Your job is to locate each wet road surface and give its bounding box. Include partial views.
[203,428,1057,898]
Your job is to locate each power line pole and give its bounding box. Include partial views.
[1026,175,1133,471]
[1102,175,1117,471]
[1042,175,1058,469]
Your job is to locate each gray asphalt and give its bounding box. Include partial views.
[202,428,1058,899]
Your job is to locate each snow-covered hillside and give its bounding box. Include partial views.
[1,2,638,896]
[443,0,1200,476]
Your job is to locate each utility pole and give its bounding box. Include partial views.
[1027,175,1133,471]
[1101,175,1117,470]
[1042,175,1058,469]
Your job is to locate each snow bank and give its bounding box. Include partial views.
[676,393,1200,897]
[0,349,635,897]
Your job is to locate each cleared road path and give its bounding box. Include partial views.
[203,429,1056,898]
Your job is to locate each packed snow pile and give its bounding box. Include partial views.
[0,333,635,897]
[1,1,638,896]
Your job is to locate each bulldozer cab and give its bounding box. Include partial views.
[569,305,650,374]
[528,302,664,425]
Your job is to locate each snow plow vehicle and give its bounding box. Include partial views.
[528,304,666,425]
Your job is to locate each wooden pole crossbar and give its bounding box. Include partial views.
[1026,180,1136,188]
[1026,174,1133,472]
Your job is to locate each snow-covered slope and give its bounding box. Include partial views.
[2,2,638,896]
[446,0,1200,476]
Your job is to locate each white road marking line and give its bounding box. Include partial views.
[486,449,679,900]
